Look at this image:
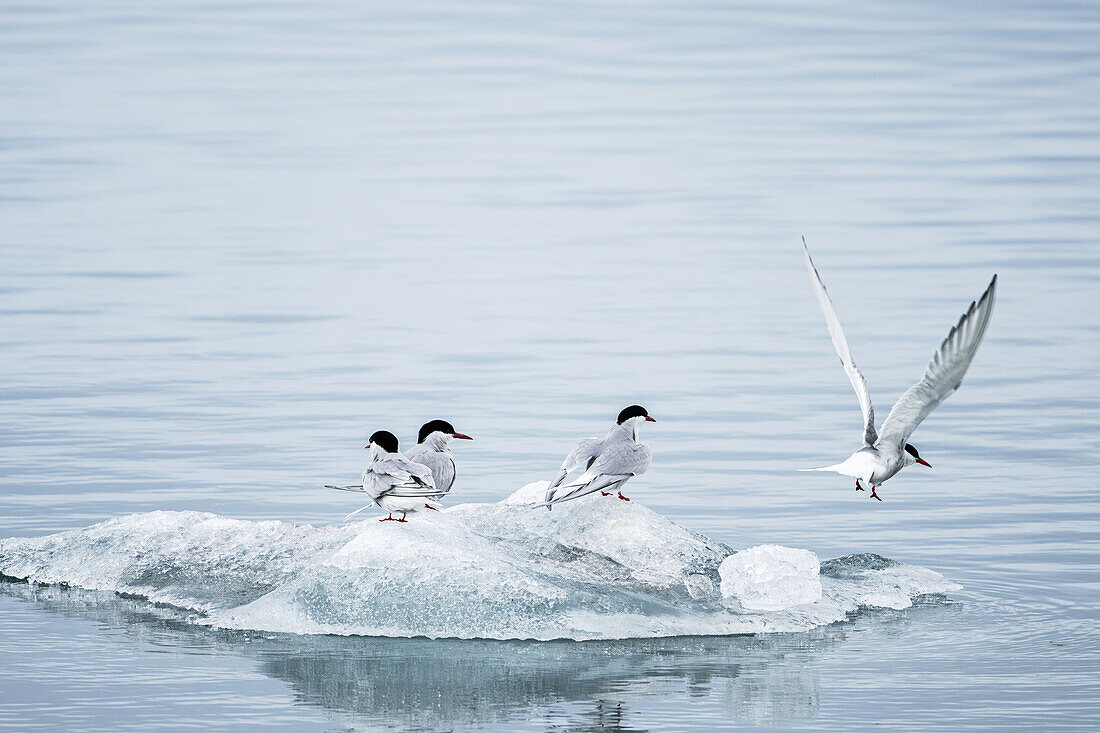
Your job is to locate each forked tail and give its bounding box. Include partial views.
[343,504,373,521]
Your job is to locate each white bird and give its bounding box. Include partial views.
[402,419,473,496]
[543,405,655,509]
[325,430,444,522]
[799,239,997,500]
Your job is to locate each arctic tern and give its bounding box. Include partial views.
[403,419,473,496]
[800,239,996,500]
[543,405,655,509]
[325,430,444,522]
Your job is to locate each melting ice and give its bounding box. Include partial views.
[0,482,960,640]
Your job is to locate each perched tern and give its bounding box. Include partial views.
[403,419,473,496]
[325,430,444,522]
[542,405,655,509]
[800,240,997,500]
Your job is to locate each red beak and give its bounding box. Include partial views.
[916,458,931,467]
[452,433,473,440]
[645,416,656,422]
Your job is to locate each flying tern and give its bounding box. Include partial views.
[403,419,473,496]
[325,430,444,522]
[800,239,997,500]
[542,405,655,509]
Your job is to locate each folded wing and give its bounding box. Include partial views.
[544,439,650,507]
[545,437,602,504]
[369,456,445,499]
[543,472,634,506]
[876,275,997,449]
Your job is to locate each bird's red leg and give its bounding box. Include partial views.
[617,491,630,502]
[380,513,397,522]
[870,485,883,502]
[424,504,439,511]
[600,491,611,496]
[855,480,865,491]
[397,512,408,522]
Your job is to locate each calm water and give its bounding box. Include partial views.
[2,0,1099,729]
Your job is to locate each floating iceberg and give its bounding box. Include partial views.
[0,482,960,641]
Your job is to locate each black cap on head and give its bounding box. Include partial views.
[369,430,400,453]
[617,405,649,424]
[904,443,921,459]
[418,419,457,444]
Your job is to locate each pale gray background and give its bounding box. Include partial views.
[1,0,1098,730]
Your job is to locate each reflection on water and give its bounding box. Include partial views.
[1,580,900,730]
[259,634,824,730]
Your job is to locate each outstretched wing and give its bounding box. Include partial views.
[876,275,997,449]
[803,239,878,446]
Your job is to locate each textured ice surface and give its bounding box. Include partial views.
[719,545,822,611]
[0,483,961,640]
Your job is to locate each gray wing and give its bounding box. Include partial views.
[439,456,456,494]
[381,485,447,499]
[404,446,456,494]
[544,474,633,506]
[545,437,602,504]
[590,438,651,477]
[371,456,444,499]
[803,239,878,446]
[876,275,997,449]
[544,440,651,506]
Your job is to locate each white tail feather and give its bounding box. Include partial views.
[343,504,373,521]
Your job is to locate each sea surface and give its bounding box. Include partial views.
[2,0,1099,730]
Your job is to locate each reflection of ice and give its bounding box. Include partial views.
[724,666,820,725]
[0,483,961,641]
[0,581,959,731]
[0,582,827,730]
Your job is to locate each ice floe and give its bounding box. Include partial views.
[0,482,960,640]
